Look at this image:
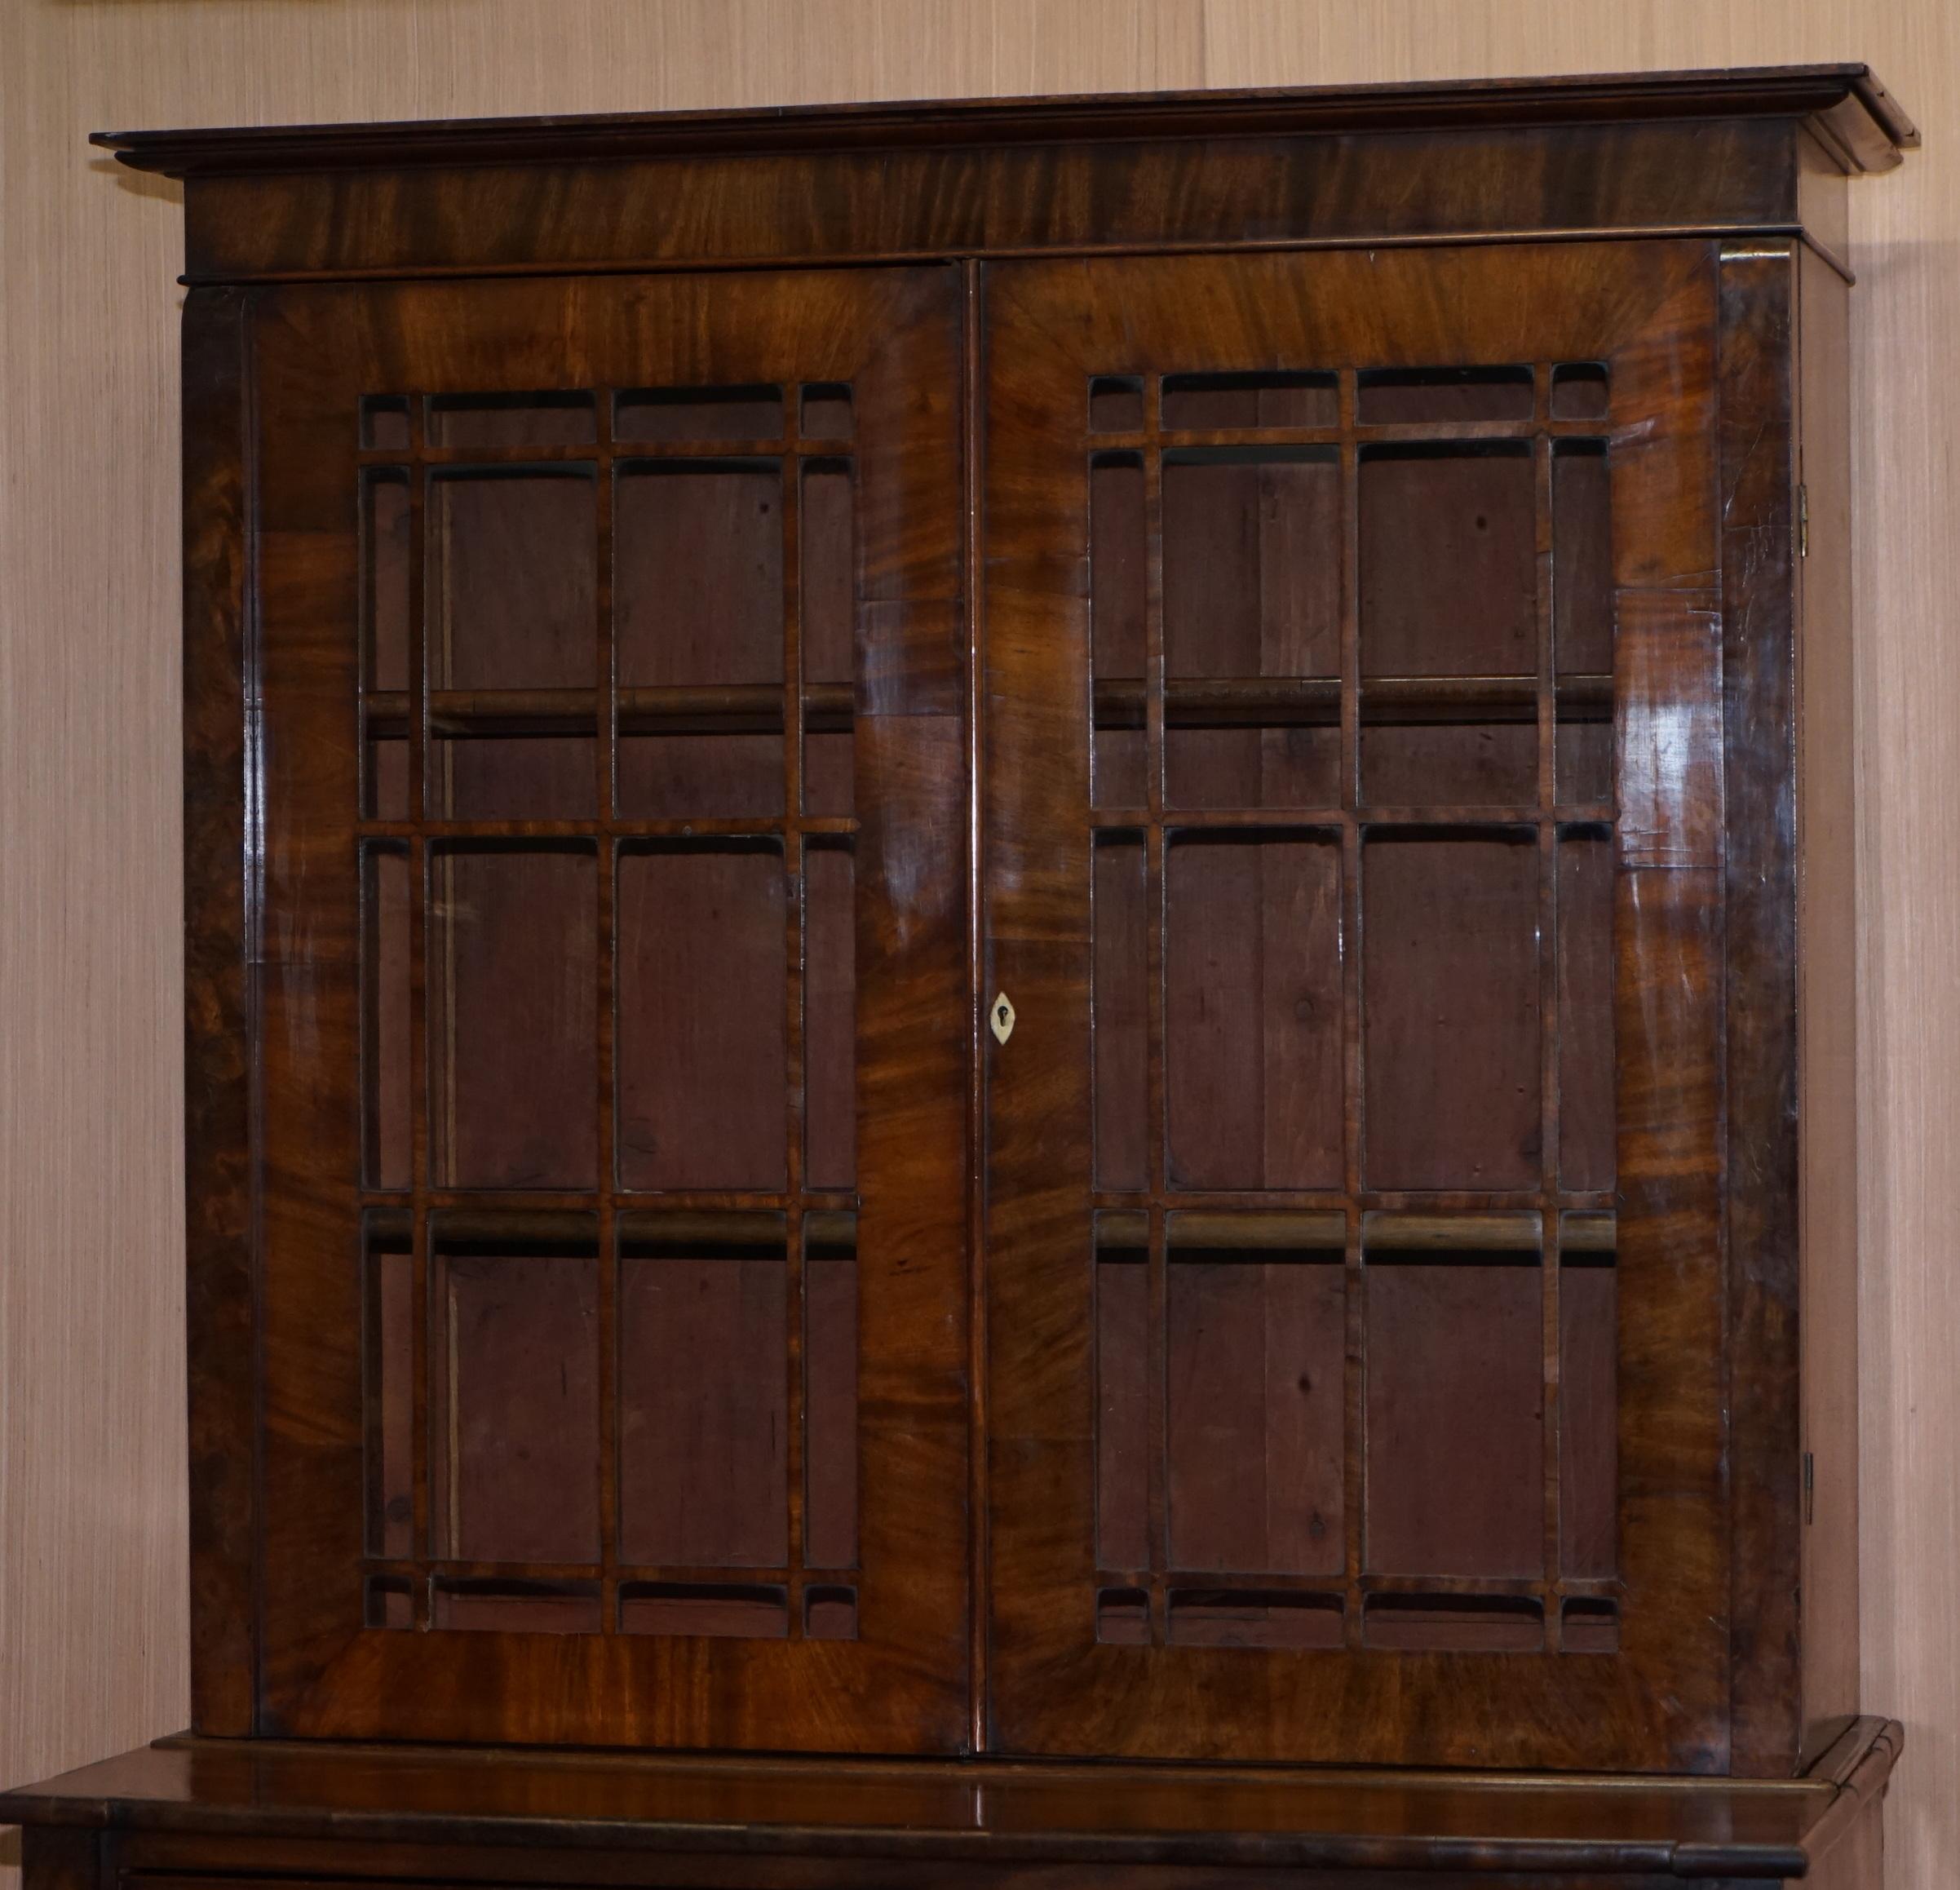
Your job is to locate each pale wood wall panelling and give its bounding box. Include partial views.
[0,2,1951,1884]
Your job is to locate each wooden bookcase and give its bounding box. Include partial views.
[3,61,1914,1889]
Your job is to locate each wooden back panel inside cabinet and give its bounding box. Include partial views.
[229,266,970,1750]
[981,241,1732,1771]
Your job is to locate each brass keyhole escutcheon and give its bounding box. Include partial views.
[990,992,1016,1045]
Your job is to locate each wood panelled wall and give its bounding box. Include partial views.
[0,0,1952,1881]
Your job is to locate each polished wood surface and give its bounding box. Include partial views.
[231,267,967,1750]
[1794,237,1863,1764]
[0,18,1944,1890]
[984,238,1731,1771]
[91,64,1915,174]
[126,95,1913,288]
[42,67,1903,1777]
[85,69,1914,289]
[0,1720,1903,1878]
[178,288,258,1740]
[1713,238,1807,1773]
[97,82,1869,1773]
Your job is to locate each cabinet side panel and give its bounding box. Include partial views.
[1719,241,1803,1777]
[181,285,260,1736]
[1797,241,1861,1761]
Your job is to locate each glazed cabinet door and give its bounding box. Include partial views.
[983,243,1730,1769]
[228,268,969,1749]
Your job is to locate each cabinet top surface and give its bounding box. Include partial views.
[1,1723,1900,1877]
[95,63,1914,177]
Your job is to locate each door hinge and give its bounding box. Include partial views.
[1803,1450,1815,1524]
[1798,482,1809,559]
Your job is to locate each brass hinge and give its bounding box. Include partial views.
[1798,482,1810,559]
[1803,1450,1816,1524]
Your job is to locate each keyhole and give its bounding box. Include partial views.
[989,992,1016,1045]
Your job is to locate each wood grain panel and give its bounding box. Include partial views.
[2,0,1955,1880]
[984,239,1730,1770]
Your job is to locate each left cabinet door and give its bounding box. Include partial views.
[201,268,970,1750]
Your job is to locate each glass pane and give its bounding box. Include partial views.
[431,735,595,820]
[1360,443,1535,675]
[361,395,410,451]
[620,1582,788,1636]
[1360,443,1536,805]
[1163,449,1340,810]
[364,1217,414,1559]
[1168,1589,1343,1648]
[429,471,596,688]
[1166,834,1342,1191]
[432,1580,603,1633]
[1166,1219,1343,1576]
[1356,365,1533,424]
[1096,1586,1151,1644]
[362,468,411,820]
[799,384,853,440]
[1161,371,1336,429]
[1365,1592,1542,1651]
[362,844,411,1192]
[1559,830,1615,1189]
[801,461,855,817]
[429,1231,600,1564]
[365,1575,414,1630]
[804,1217,858,1571]
[1551,362,1610,421]
[1361,694,1536,807]
[1095,1215,1148,1572]
[1560,1233,1617,1581]
[1090,455,1147,811]
[428,847,597,1190]
[362,469,410,690]
[1564,1596,1619,1652]
[616,461,785,817]
[804,842,856,1190]
[1555,440,1614,805]
[805,1584,857,1640]
[365,729,409,822]
[1364,1219,1543,1579]
[427,391,595,447]
[618,1216,788,1568]
[616,385,783,444]
[617,843,787,1192]
[1088,376,1144,432]
[1362,834,1538,1192]
[1092,836,1148,1193]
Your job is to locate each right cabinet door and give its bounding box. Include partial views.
[983,242,1732,1770]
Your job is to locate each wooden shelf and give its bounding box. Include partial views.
[365,684,854,739]
[1094,673,1611,730]
[365,675,1611,740]
[1094,1211,1616,1253]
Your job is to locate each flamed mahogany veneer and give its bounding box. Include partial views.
[5,60,1914,1890]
